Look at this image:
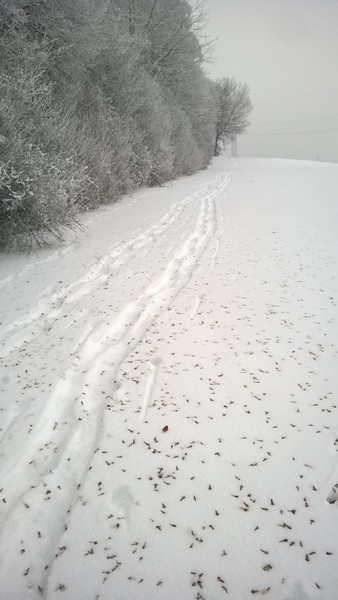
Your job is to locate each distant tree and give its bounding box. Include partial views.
[214,77,253,156]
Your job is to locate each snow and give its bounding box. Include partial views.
[0,157,338,600]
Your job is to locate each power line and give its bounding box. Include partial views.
[254,116,338,126]
[247,129,338,136]
[288,87,338,98]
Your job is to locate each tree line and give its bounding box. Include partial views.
[0,0,252,251]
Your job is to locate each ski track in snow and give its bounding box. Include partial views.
[1,158,338,600]
[0,178,221,359]
[0,172,232,599]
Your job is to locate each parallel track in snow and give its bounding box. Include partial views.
[0,178,223,359]
[0,173,232,599]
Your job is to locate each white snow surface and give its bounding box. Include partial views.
[0,157,338,600]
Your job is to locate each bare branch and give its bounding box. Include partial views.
[145,0,158,31]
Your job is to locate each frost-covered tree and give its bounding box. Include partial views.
[0,4,87,251]
[0,0,220,251]
[113,0,207,73]
[214,77,253,156]
[113,0,215,172]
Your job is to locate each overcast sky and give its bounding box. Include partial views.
[203,0,338,162]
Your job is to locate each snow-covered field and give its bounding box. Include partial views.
[0,157,338,600]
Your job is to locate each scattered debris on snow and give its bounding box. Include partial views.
[0,157,338,600]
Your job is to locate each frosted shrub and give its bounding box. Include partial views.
[170,104,202,176]
[0,144,85,252]
[0,0,251,253]
[132,74,174,185]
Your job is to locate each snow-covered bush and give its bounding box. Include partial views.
[1,0,250,252]
[0,144,87,252]
[169,104,202,176]
[0,21,87,250]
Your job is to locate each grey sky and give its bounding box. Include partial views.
[203,0,338,162]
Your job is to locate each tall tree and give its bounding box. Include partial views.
[214,77,253,156]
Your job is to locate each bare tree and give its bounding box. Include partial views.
[214,77,253,156]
